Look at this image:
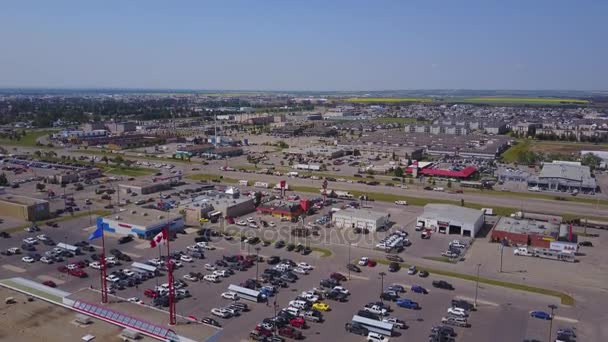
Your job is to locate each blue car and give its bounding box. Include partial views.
[260,288,274,297]
[530,311,552,320]
[396,299,419,309]
[411,285,428,294]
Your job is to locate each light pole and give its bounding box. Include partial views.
[548,304,558,342]
[474,263,481,308]
[379,272,386,304]
[255,247,261,284]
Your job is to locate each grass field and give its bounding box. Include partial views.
[462,97,588,104]
[343,97,433,103]
[501,139,531,163]
[0,130,56,148]
[530,141,608,155]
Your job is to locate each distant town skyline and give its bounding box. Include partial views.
[0,0,606,91]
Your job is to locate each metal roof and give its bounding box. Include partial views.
[419,204,483,225]
[333,208,388,221]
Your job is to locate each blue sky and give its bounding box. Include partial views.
[0,0,606,90]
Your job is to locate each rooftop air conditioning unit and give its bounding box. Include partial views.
[158,215,164,219]
[115,216,120,220]
[143,213,148,216]
[131,210,136,214]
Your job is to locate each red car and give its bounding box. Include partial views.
[57,266,69,273]
[289,317,307,329]
[330,272,347,282]
[255,325,273,337]
[144,289,159,298]
[42,280,57,288]
[367,260,377,267]
[68,269,88,278]
[226,217,235,224]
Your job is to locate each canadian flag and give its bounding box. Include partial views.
[150,229,168,248]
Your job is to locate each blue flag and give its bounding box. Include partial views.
[89,217,104,240]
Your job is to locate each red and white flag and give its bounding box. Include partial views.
[150,229,167,248]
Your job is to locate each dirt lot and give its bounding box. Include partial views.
[529,141,608,155]
[0,287,139,342]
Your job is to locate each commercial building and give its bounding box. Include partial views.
[0,194,50,221]
[416,204,484,237]
[332,209,389,231]
[286,146,352,159]
[178,191,255,225]
[174,144,215,158]
[491,213,573,248]
[257,200,305,220]
[527,161,597,193]
[118,180,172,195]
[98,208,184,238]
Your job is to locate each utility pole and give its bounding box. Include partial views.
[548,304,558,342]
[499,244,504,273]
[379,272,386,304]
[474,263,482,308]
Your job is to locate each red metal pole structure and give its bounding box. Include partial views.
[165,226,177,325]
[322,179,328,203]
[100,226,108,303]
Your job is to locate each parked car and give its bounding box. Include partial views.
[388,262,400,272]
[346,264,361,273]
[396,299,419,309]
[530,310,552,320]
[411,285,428,294]
[330,272,347,281]
[344,322,369,336]
[432,280,454,290]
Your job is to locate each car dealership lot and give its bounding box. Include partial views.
[0,214,582,342]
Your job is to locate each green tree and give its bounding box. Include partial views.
[581,153,602,171]
[33,150,42,158]
[353,149,361,156]
[101,156,109,165]
[36,183,46,192]
[394,166,404,179]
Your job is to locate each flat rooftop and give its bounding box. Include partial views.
[0,194,48,206]
[119,180,171,188]
[419,204,483,224]
[179,191,252,208]
[102,207,182,226]
[494,216,563,237]
[333,208,387,221]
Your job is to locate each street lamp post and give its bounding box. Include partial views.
[548,304,558,342]
[474,263,482,308]
[379,272,386,304]
[255,247,261,284]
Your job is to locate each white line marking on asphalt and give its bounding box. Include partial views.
[348,274,370,281]
[554,316,579,323]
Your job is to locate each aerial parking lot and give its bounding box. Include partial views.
[0,211,588,342]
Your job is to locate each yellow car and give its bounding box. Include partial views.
[312,302,330,311]
[199,218,209,223]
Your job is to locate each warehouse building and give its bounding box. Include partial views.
[332,208,389,231]
[0,194,50,221]
[491,213,573,248]
[118,180,172,195]
[257,200,305,221]
[527,161,597,193]
[99,207,184,238]
[416,204,484,237]
[178,192,256,225]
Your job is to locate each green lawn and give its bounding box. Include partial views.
[501,139,530,163]
[1,280,63,303]
[7,210,112,234]
[0,130,56,148]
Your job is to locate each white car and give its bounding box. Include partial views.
[246,217,255,223]
[67,263,79,270]
[298,262,314,271]
[365,305,387,316]
[236,220,247,226]
[268,222,276,227]
[21,256,35,263]
[358,257,369,266]
[213,270,229,278]
[203,274,220,283]
[36,234,48,241]
[148,258,162,266]
[450,241,467,249]
[367,332,389,342]
[332,286,349,295]
[180,255,193,263]
[293,267,308,275]
[40,256,53,264]
[300,293,319,302]
[204,263,216,271]
[447,307,468,317]
[122,269,135,277]
[382,317,406,329]
[203,244,216,250]
[186,245,200,252]
[211,307,231,318]
[248,223,258,228]
[222,307,240,316]
[221,291,239,300]
[196,241,208,248]
[127,297,143,304]
[106,275,120,283]
[183,274,198,282]
[89,261,101,269]
[23,237,37,245]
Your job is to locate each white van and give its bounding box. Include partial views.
[285,307,300,317]
[289,300,307,310]
[203,274,220,283]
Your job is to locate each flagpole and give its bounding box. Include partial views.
[165,226,176,325]
[99,220,108,303]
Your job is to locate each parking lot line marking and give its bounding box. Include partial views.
[2,265,26,273]
[554,316,579,323]
[348,274,370,281]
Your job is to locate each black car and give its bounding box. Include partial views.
[345,322,369,336]
[451,299,475,311]
[419,270,430,278]
[320,278,340,288]
[578,241,593,247]
[195,236,211,243]
[432,280,454,290]
[286,244,295,251]
[109,249,122,257]
[326,290,348,302]
[431,325,457,337]
[294,244,304,252]
[380,291,399,301]
[346,264,361,273]
[275,240,286,248]
[0,232,10,238]
[248,237,260,245]
[118,235,133,244]
[267,256,281,265]
[388,262,400,272]
[301,247,312,255]
[357,310,380,320]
